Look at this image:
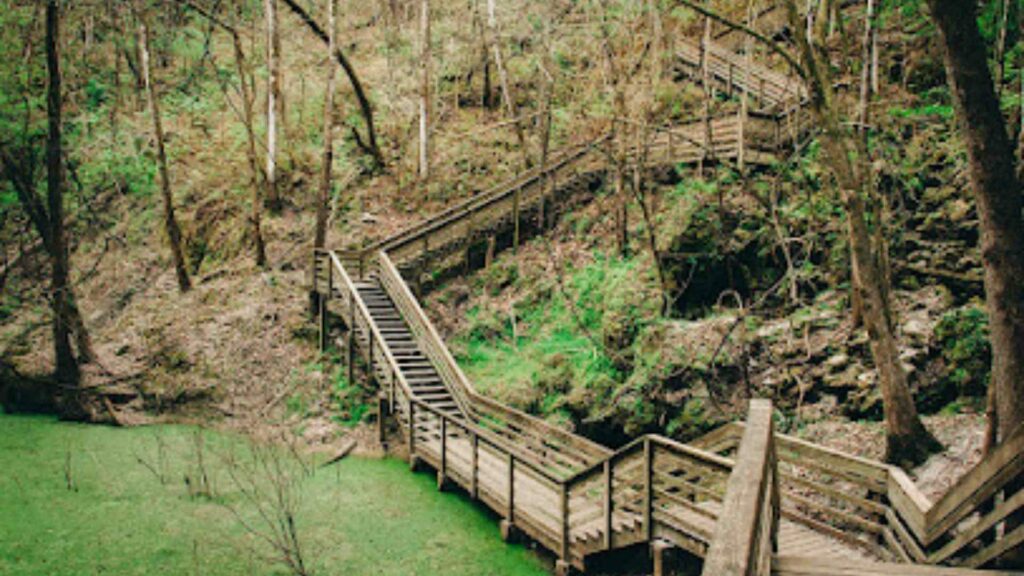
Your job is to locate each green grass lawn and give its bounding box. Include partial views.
[0,413,549,576]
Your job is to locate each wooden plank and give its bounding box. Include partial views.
[963,522,1024,569]
[924,424,1024,544]
[772,555,1022,576]
[704,399,775,576]
[929,480,1024,564]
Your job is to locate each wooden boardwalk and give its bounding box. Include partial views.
[310,32,1024,576]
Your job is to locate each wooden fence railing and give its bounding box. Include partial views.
[675,37,806,111]
[692,419,1024,570]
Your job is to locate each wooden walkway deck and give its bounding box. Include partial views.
[309,31,1024,576]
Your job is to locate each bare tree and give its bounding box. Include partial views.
[485,0,529,170]
[314,0,336,254]
[783,0,939,466]
[40,0,96,382]
[178,0,267,268]
[418,0,431,180]
[137,4,192,293]
[281,0,384,170]
[265,0,282,212]
[218,438,313,576]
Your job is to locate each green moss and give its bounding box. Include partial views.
[0,414,547,576]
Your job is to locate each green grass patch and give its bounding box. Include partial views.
[0,414,548,576]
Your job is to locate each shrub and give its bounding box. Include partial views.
[933,305,990,398]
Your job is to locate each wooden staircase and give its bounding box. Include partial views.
[308,27,1024,576]
[353,281,464,421]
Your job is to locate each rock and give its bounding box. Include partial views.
[903,316,931,341]
[825,353,849,370]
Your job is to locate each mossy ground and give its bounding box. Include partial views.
[0,412,548,576]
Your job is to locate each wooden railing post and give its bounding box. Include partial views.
[367,328,375,383]
[438,416,448,489]
[319,266,330,353]
[408,401,416,462]
[471,431,479,499]
[561,482,570,561]
[644,438,654,540]
[604,459,613,550]
[388,369,395,412]
[346,284,355,384]
[513,185,521,252]
[508,453,516,522]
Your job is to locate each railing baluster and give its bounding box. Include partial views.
[408,401,416,460]
[561,482,570,562]
[471,431,479,499]
[507,453,516,523]
[644,438,653,540]
[604,459,613,550]
[440,416,447,485]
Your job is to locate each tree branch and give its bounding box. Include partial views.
[279,0,384,170]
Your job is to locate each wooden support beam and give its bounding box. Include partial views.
[319,291,328,352]
[485,235,496,268]
[513,186,521,252]
[408,401,417,468]
[652,540,674,576]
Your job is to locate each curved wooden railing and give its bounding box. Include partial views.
[692,419,1024,570]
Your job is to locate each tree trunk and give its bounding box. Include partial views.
[784,0,939,467]
[236,35,267,268]
[487,0,529,170]
[857,0,875,130]
[315,0,336,253]
[311,0,336,316]
[45,0,81,384]
[418,0,430,180]
[701,16,713,173]
[139,10,191,293]
[928,10,1024,557]
[265,0,282,212]
[928,0,1024,454]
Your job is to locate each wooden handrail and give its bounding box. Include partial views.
[703,399,778,576]
[376,249,610,469]
[375,250,476,418]
[364,135,609,260]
